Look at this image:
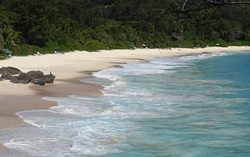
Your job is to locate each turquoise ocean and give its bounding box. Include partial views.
[0,51,250,157]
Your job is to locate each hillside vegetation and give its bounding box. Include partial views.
[0,0,249,55]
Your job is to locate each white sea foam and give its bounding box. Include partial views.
[92,61,174,81]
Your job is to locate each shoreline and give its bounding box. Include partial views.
[0,46,250,149]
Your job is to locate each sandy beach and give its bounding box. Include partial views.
[0,46,250,148]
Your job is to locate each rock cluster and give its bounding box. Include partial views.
[0,66,55,86]
[0,67,22,75]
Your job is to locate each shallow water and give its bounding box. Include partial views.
[0,52,249,157]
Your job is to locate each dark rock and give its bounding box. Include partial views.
[43,74,55,83]
[1,73,13,80]
[1,68,55,86]
[11,73,31,84]
[26,70,45,84]
[11,71,45,85]
[0,67,22,75]
[27,71,44,79]
[32,78,45,85]
[17,73,28,80]
[31,73,55,85]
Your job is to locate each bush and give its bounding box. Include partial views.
[158,42,168,48]
[228,41,242,46]
[169,40,194,48]
[180,40,194,48]
[228,41,250,46]
[215,38,228,47]
[143,41,153,48]
[44,40,58,52]
[0,52,5,60]
[83,40,107,52]
[241,41,250,46]
[19,44,43,56]
[207,38,228,47]
[108,41,128,49]
[193,40,208,48]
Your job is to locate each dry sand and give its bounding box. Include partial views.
[0,46,249,141]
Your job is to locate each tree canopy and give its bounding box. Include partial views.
[0,0,249,55]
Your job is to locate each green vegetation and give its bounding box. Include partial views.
[83,40,107,52]
[0,0,249,56]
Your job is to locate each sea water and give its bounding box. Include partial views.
[0,51,249,157]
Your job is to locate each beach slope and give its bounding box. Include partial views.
[0,47,250,130]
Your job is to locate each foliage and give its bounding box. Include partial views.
[207,38,228,47]
[0,0,249,56]
[169,40,194,48]
[18,44,43,56]
[0,7,19,54]
[83,40,107,52]
[229,40,250,46]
